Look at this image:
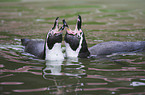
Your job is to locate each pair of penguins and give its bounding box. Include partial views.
[22,15,89,60]
[21,15,145,60]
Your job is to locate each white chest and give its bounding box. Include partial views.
[45,43,64,60]
[65,43,79,58]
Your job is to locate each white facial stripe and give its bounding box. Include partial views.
[78,18,80,22]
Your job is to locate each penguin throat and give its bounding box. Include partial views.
[65,34,83,58]
[64,34,80,51]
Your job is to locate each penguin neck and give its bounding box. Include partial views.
[65,33,90,58]
[45,42,64,60]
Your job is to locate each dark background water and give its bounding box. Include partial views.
[0,0,145,95]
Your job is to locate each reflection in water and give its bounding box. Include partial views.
[43,58,86,78]
[43,60,63,76]
[13,88,48,93]
[42,58,86,94]
[0,82,24,85]
[131,81,145,86]
[130,79,145,87]
[0,44,145,94]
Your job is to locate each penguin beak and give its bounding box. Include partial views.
[52,17,59,30]
[58,19,66,32]
[63,15,82,36]
[62,19,71,34]
[50,17,63,36]
[76,15,82,30]
[74,15,82,36]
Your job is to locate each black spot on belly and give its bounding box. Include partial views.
[47,34,62,49]
[64,34,80,51]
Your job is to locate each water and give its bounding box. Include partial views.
[0,41,145,95]
[0,0,145,95]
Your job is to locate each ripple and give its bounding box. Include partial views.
[0,82,24,85]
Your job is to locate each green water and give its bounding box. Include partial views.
[0,0,145,95]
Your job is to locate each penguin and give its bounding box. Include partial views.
[63,15,145,58]
[21,17,64,60]
[64,15,90,58]
[89,41,145,56]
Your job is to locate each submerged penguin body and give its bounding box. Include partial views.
[21,39,45,59]
[89,41,145,56]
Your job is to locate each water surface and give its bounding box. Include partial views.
[0,0,145,95]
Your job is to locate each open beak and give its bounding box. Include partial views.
[62,19,70,32]
[76,15,82,30]
[52,17,59,30]
[50,17,63,35]
[58,19,66,32]
[63,19,69,28]
[63,15,82,35]
[74,15,82,36]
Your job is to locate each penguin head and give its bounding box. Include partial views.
[46,17,64,50]
[64,15,90,58]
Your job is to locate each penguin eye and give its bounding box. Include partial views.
[48,32,52,37]
[80,31,83,35]
[77,34,80,38]
[75,34,81,39]
[76,31,83,38]
[48,30,55,36]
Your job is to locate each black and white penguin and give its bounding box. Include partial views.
[64,15,90,58]
[64,15,145,58]
[21,17,64,60]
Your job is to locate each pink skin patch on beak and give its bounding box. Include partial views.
[49,30,62,35]
[67,29,82,35]
[54,30,62,34]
